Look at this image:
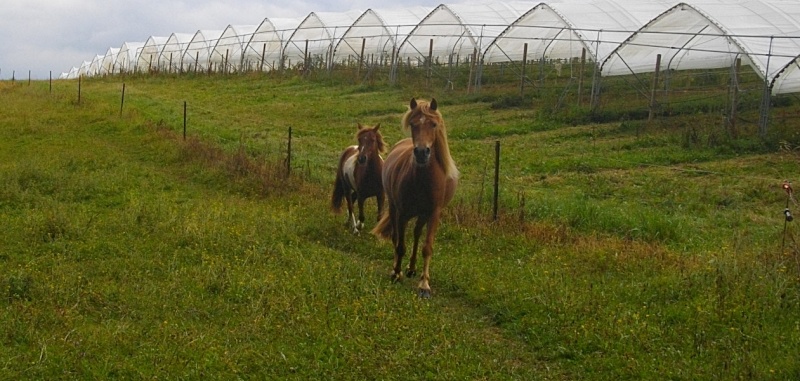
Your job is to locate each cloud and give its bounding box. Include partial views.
[0,0,447,78]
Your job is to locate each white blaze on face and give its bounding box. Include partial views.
[415,115,432,150]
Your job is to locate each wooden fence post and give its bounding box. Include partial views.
[520,43,528,96]
[357,38,366,80]
[468,47,477,94]
[427,39,433,88]
[287,126,292,176]
[304,40,309,76]
[728,58,742,138]
[261,43,267,72]
[120,83,126,116]
[577,48,586,106]
[183,101,187,140]
[648,54,662,121]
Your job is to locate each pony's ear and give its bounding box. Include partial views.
[357,122,364,130]
[430,98,438,111]
[374,123,380,131]
[410,98,417,110]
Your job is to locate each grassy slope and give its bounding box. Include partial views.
[1,75,799,379]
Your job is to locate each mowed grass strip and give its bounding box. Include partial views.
[0,80,557,379]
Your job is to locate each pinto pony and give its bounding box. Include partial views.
[372,98,458,298]
[331,123,387,234]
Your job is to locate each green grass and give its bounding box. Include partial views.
[1,74,799,379]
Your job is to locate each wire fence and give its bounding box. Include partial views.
[12,46,800,248]
[61,22,800,140]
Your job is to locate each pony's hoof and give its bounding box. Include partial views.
[405,269,417,278]
[391,272,403,283]
[418,289,432,299]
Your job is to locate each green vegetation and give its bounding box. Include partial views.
[1,73,799,379]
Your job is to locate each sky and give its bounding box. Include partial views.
[0,0,452,80]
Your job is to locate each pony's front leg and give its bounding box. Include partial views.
[406,218,426,278]
[391,216,407,283]
[346,191,359,234]
[356,196,366,231]
[418,211,442,299]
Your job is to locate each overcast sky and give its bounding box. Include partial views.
[0,0,453,80]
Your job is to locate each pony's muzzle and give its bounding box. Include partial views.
[358,154,367,164]
[413,146,431,166]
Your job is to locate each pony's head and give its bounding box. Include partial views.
[401,98,458,179]
[355,123,386,164]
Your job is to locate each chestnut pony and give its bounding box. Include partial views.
[331,123,386,234]
[372,98,458,298]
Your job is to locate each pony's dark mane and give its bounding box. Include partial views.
[400,99,459,180]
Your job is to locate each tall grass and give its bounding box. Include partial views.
[1,74,799,379]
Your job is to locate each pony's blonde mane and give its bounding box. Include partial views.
[401,99,459,180]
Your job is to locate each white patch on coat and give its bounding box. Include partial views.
[342,146,358,189]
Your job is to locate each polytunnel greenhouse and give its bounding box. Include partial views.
[483,0,673,65]
[332,7,431,65]
[100,47,119,76]
[211,24,259,72]
[160,33,195,73]
[243,17,301,71]
[283,10,362,70]
[183,30,224,72]
[61,0,800,108]
[137,36,168,73]
[602,0,800,95]
[115,41,144,73]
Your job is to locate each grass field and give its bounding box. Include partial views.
[1,73,799,379]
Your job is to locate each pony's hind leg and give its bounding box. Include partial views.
[406,218,426,278]
[376,191,385,222]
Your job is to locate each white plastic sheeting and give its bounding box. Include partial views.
[64,1,800,96]
[283,10,362,69]
[775,56,800,94]
[332,7,431,64]
[183,30,224,72]
[211,24,258,71]
[116,41,145,74]
[602,0,800,95]
[397,2,530,64]
[137,36,169,72]
[160,33,195,72]
[484,0,671,64]
[78,61,91,77]
[64,66,79,79]
[100,47,120,75]
[243,18,300,71]
[89,55,104,76]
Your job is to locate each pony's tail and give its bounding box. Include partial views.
[371,209,393,240]
[331,173,345,213]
